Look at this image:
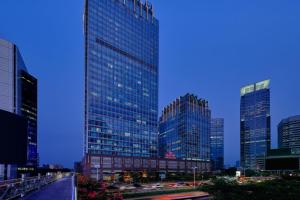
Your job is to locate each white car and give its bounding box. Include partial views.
[152,183,163,188]
[143,186,154,190]
[120,186,136,191]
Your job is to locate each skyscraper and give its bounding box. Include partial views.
[210,118,224,171]
[0,38,38,179]
[158,94,211,162]
[84,0,159,158]
[278,115,300,149]
[240,80,271,170]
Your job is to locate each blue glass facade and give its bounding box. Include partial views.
[84,0,159,158]
[240,80,271,170]
[158,94,211,161]
[19,70,38,167]
[210,118,224,171]
[278,115,300,149]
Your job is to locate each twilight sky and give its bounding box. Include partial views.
[1,0,300,168]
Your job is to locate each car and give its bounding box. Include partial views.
[172,183,184,188]
[120,185,136,190]
[143,186,154,190]
[152,183,163,188]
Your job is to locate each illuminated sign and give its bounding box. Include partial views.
[240,80,270,96]
[256,80,270,91]
[240,84,255,96]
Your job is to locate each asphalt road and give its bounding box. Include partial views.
[22,176,73,200]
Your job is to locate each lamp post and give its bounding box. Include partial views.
[94,164,100,182]
[192,166,198,188]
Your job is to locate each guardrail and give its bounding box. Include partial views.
[0,173,65,200]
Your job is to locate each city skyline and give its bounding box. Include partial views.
[1,0,300,167]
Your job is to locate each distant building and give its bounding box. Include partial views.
[210,118,224,171]
[265,148,300,171]
[158,93,211,162]
[0,38,38,180]
[278,115,300,149]
[240,80,271,170]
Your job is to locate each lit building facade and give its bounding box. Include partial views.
[240,80,271,170]
[0,38,38,179]
[158,94,211,162]
[84,0,159,158]
[278,115,300,149]
[19,70,38,167]
[210,118,224,171]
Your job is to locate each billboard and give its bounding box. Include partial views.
[0,109,27,164]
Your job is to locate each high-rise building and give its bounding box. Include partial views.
[0,38,38,179]
[240,80,271,170]
[158,94,211,162]
[210,118,224,171]
[278,115,300,149]
[84,0,159,158]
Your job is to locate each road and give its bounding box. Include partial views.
[23,176,73,200]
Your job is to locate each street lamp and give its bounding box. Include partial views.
[94,164,100,182]
[192,166,198,188]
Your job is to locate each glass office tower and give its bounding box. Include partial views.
[278,115,300,149]
[210,118,224,171]
[159,94,211,161]
[0,38,38,179]
[240,80,271,170]
[19,70,38,166]
[84,0,159,158]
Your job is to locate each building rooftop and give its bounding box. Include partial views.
[267,148,300,157]
[278,115,300,125]
[240,79,270,96]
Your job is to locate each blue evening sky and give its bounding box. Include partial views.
[1,0,300,168]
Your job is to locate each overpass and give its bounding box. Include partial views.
[0,173,75,200]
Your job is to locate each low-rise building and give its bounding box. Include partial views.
[82,154,210,181]
[265,148,300,171]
